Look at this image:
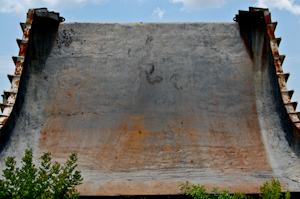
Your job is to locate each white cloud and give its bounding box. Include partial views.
[152,7,165,19]
[0,0,108,13]
[255,0,300,15]
[170,0,226,11]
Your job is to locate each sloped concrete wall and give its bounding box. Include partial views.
[0,19,300,195]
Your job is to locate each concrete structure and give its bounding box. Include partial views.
[0,7,300,195]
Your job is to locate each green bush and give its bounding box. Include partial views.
[0,149,83,199]
[179,181,209,199]
[180,178,291,199]
[259,177,290,199]
[179,181,249,199]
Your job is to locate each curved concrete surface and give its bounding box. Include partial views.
[0,8,300,195]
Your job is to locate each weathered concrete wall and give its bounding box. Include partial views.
[40,22,273,194]
[1,9,300,195]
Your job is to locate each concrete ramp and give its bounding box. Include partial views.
[1,7,300,195]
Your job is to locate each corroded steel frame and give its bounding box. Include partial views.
[235,7,300,128]
[0,8,63,129]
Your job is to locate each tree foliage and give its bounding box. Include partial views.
[0,150,83,199]
[259,177,290,199]
[180,178,291,199]
[179,181,249,199]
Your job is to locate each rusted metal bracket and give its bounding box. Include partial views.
[0,104,13,112]
[7,74,20,83]
[271,38,281,46]
[235,7,300,128]
[277,73,289,81]
[0,8,63,129]
[282,90,294,98]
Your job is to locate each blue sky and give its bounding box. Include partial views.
[0,0,300,109]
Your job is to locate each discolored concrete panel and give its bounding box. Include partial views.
[38,22,272,194]
[1,8,300,196]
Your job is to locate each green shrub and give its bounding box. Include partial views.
[180,178,291,199]
[259,177,290,199]
[179,181,249,199]
[179,181,209,199]
[0,149,83,199]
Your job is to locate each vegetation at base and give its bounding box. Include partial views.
[259,178,290,199]
[0,149,83,199]
[180,177,291,199]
